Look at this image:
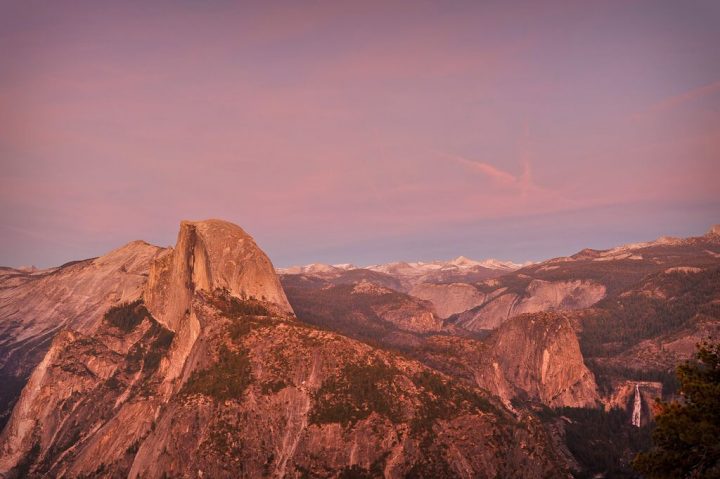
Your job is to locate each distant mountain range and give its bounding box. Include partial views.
[0,221,718,478]
[278,255,528,275]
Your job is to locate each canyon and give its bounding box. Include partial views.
[0,220,718,478]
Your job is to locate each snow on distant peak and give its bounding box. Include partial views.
[331,263,356,270]
[278,256,527,276]
[276,263,346,274]
[597,235,682,259]
[366,256,527,274]
[448,256,480,267]
[445,256,527,271]
[475,258,530,271]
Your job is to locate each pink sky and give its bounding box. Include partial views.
[1,0,719,267]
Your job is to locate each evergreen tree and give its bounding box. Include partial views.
[633,339,720,478]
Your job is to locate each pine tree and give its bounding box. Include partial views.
[633,339,720,478]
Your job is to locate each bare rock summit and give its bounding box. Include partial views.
[144,219,293,330]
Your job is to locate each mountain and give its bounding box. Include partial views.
[281,275,602,408]
[2,220,718,478]
[446,227,720,329]
[409,311,600,409]
[278,256,525,292]
[280,273,443,343]
[451,278,607,330]
[276,263,356,275]
[408,282,487,319]
[0,241,164,429]
[144,219,293,331]
[0,220,569,478]
[278,225,720,476]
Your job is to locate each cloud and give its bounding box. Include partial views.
[442,153,537,196]
[451,155,518,184]
[632,80,720,120]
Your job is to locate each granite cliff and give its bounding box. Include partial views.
[0,240,163,429]
[0,220,568,478]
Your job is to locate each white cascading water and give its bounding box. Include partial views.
[631,384,642,427]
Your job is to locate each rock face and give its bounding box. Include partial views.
[607,381,663,427]
[0,289,565,478]
[409,282,487,319]
[281,275,443,342]
[351,281,443,333]
[4,220,717,478]
[0,220,569,478]
[413,312,600,409]
[0,241,163,429]
[477,312,600,408]
[455,279,606,331]
[144,219,293,331]
[122,303,564,479]
[0,315,172,475]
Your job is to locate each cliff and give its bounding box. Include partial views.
[0,288,567,479]
[478,312,600,408]
[454,279,606,331]
[0,240,163,429]
[418,312,600,409]
[409,282,487,319]
[0,220,568,478]
[144,219,293,331]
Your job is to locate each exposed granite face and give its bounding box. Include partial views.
[144,219,293,331]
[0,240,163,429]
[420,312,600,409]
[351,281,443,333]
[477,312,600,408]
[0,219,571,478]
[409,282,487,319]
[0,294,569,479]
[0,240,162,350]
[455,279,606,331]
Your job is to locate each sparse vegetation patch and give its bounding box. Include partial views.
[211,289,270,318]
[309,358,403,426]
[104,300,149,332]
[410,370,495,434]
[182,346,253,401]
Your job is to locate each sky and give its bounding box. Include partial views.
[1,0,719,268]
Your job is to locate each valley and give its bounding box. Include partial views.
[1,220,718,478]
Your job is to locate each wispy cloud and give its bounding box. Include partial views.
[632,80,720,120]
[441,153,539,197]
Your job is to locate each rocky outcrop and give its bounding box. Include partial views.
[0,218,573,478]
[352,281,443,333]
[0,292,568,478]
[455,279,606,331]
[476,312,600,408]
[0,320,163,476]
[0,219,299,477]
[409,282,487,318]
[0,240,163,429]
[282,277,443,341]
[144,219,292,331]
[416,312,600,409]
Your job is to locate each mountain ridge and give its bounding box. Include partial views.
[0,219,571,478]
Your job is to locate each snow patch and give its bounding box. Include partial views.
[664,266,703,274]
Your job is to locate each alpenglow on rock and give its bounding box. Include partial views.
[144,219,293,330]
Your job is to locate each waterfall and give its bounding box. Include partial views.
[631,384,642,427]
